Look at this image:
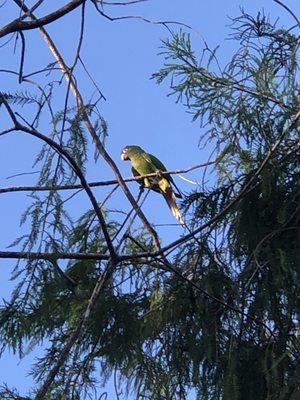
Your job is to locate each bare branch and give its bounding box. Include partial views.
[0,160,216,194]
[0,0,85,38]
[92,1,192,31]
[101,0,150,5]
[273,0,300,29]
[0,250,110,261]
[17,31,25,83]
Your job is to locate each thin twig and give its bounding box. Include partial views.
[273,0,300,29]
[101,0,149,5]
[17,31,25,83]
[0,160,216,194]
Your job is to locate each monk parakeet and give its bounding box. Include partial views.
[121,145,184,225]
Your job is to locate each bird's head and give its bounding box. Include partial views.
[121,145,143,161]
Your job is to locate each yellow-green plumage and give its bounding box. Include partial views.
[121,145,184,225]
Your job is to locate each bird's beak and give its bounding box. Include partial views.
[120,151,128,161]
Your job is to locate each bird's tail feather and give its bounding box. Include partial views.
[163,186,185,226]
[172,181,183,199]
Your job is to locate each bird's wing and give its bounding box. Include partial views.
[148,153,183,198]
[132,163,161,193]
[131,166,140,177]
[131,166,145,187]
[147,153,167,171]
[138,152,159,171]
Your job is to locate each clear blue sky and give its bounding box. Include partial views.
[0,0,298,398]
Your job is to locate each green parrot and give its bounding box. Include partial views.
[121,145,184,225]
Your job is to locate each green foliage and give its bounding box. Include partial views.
[0,91,42,106]
[1,9,299,400]
[152,11,299,400]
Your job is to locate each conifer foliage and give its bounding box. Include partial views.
[0,2,299,399]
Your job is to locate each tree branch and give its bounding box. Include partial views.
[177,54,290,110]
[0,94,117,262]
[156,108,300,254]
[0,249,163,262]
[12,0,167,254]
[0,0,85,38]
[0,160,216,194]
[125,234,277,339]
[273,0,300,29]
[35,257,116,400]
[0,250,110,261]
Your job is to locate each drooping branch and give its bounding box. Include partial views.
[125,234,277,339]
[0,2,298,398]
[2,4,170,396]
[12,0,164,253]
[170,52,290,110]
[0,95,117,262]
[273,0,300,28]
[34,258,116,400]
[157,108,300,253]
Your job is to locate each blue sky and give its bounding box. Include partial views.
[0,0,298,398]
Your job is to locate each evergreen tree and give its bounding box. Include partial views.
[0,2,299,399]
